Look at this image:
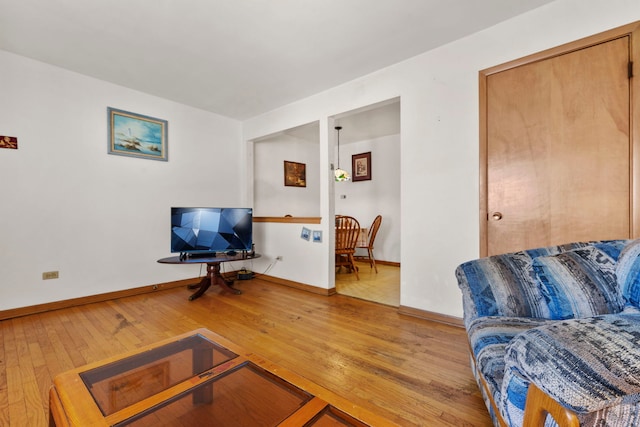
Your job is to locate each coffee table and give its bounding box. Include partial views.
[49,328,396,426]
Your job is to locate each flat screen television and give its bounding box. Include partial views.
[171,207,252,256]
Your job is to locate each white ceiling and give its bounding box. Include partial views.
[255,98,400,144]
[0,0,555,120]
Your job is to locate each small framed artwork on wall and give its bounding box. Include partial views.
[301,227,311,240]
[284,161,306,187]
[108,107,168,161]
[0,136,18,149]
[352,152,371,181]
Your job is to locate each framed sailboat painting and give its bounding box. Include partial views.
[108,107,168,161]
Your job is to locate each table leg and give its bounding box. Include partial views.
[188,275,212,301]
[49,387,67,427]
[189,263,242,301]
[192,343,214,405]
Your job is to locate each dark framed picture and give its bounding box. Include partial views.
[284,161,306,187]
[352,152,371,181]
[108,107,168,161]
[0,135,18,150]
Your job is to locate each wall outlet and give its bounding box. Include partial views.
[276,256,283,261]
[42,271,59,280]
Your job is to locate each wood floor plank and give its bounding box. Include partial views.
[0,324,7,427]
[3,321,27,426]
[0,279,492,426]
[40,312,86,371]
[6,317,49,425]
[0,389,7,427]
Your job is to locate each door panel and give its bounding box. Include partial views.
[486,37,630,255]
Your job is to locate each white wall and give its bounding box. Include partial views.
[243,0,640,318]
[253,135,320,217]
[253,221,329,288]
[335,134,401,263]
[0,50,244,310]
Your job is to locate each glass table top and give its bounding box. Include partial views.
[114,362,313,426]
[80,334,237,416]
[50,330,389,426]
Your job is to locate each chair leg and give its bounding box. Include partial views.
[369,248,377,273]
[349,254,359,280]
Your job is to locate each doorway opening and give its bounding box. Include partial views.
[332,98,401,307]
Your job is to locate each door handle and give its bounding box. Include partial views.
[491,212,503,221]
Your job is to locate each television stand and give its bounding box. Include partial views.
[157,253,261,300]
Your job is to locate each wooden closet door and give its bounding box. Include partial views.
[486,36,630,256]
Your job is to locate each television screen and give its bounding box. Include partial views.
[171,207,252,254]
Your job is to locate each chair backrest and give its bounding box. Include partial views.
[363,215,382,249]
[335,215,360,253]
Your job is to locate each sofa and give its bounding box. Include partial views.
[456,239,640,426]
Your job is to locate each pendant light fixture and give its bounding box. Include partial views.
[334,126,350,182]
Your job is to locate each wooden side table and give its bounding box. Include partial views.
[157,253,261,300]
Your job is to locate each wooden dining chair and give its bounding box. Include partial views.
[356,215,382,273]
[335,215,361,280]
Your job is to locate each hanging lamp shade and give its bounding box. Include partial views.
[334,126,350,182]
[334,168,350,181]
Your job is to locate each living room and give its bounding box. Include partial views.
[5,0,638,319]
[2,0,640,425]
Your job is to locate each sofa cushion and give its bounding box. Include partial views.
[593,240,628,261]
[533,246,624,320]
[504,314,640,414]
[456,252,549,324]
[457,246,583,324]
[456,241,624,327]
[617,239,640,308]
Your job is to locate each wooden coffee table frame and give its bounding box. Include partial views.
[49,328,397,427]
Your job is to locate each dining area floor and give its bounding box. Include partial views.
[335,261,400,307]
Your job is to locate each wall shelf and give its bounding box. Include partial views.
[253,216,321,224]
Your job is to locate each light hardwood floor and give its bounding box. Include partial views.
[336,261,400,307]
[0,277,492,426]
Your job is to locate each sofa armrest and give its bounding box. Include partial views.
[523,383,580,427]
[504,313,640,414]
